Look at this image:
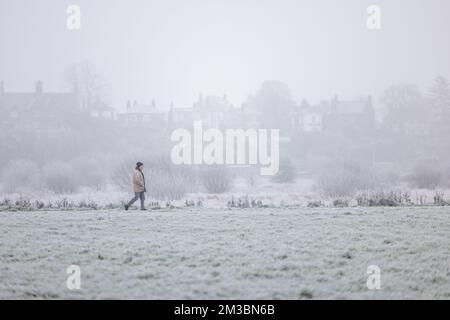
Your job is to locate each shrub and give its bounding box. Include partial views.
[272,159,297,183]
[111,160,133,191]
[239,166,259,187]
[146,171,191,200]
[42,161,80,193]
[407,160,447,189]
[0,159,41,192]
[433,190,448,206]
[148,155,199,199]
[307,201,323,208]
[200,166,234,194]
[333,199,349,207]
[356,190,411,206]
[315,160,376,197]
[70,157,106,190]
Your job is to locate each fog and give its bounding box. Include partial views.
[2,0,450,107]
[1,0,450,202]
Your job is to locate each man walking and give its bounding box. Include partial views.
[124,162,146,210]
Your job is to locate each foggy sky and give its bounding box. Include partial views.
[1,0,449,111]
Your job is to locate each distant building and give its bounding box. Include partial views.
[168,104,198,129]
[0,80,115,126]
[193,94,235,128]
[0,81,80,131]
[291,100,326,133]
[290,96,375,135]
[168,94,236,129]
[325,95,375,134]
[88,101,115,120]
[117,100,166,130]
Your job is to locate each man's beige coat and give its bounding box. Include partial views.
[133,169,145,193]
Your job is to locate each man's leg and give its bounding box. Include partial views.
[126,193,139,208]
[139,192,146,210]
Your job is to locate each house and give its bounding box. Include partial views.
[168,104,198,129]
[0,81,80,131]
[117,100,166,130]
[193,94,235,128]
[325,95,375,134]
[88,100,115,119]
[168,94,236,129]
[290,100,327,133]
[289,95,376,136]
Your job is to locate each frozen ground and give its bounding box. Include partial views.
[0,206,449,299]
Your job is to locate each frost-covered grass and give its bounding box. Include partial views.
[0,207,449,299]
[2,179,450,210]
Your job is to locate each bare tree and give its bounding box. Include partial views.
[429,75,450,119]
[245,80,294,130]
[381,83,425,133]
[65,60,111,110]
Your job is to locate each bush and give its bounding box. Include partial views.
[146,171,190,200]
[407,160,447,189]
[200,166,234,194]
[111,159,133,191]
[307,201,323,208]
[271,159,297,183]
[315,160,376,197]
[356,190,411,206]
[148,155,199,199]
[42,161,80,193]
[333,199,349,207]
[70,157,106,190]
[0,159,41,192]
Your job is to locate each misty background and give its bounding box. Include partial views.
[1,0,450,204]
[1,0,450,108]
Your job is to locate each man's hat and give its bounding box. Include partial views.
[136,162,144,167]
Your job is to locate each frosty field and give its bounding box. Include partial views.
[0,206,449,299]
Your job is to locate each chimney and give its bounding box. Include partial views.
[0,81,4,94]
[35,81,43,94]
[126,100,131,110]
[151,99,156,108]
